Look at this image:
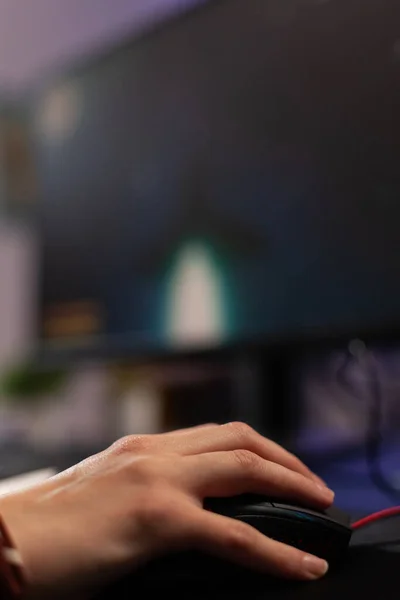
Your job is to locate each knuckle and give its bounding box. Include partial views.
[225,521,254,552]
[232,449,260,473]
[226,421,255,442]
[112,434,153,455]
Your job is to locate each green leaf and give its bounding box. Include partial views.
[0,363,68,403]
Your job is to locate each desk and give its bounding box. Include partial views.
[98,535,400,599]
[3,441,398,599]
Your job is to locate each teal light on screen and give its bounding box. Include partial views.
[160,237,236,347]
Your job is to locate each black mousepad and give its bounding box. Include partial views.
[97,545,400,600]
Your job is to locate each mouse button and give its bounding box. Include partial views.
[237,515,295,538]
[272,503,351,529]
[224,494,274,509]
[272,503,333,522]
[271,502,322,515]
[233,502,276,517]
[204,496,274,516]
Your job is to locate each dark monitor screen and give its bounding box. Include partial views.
[30,0,400,360]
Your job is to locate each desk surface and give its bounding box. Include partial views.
[2,441,399,599]
[100,540,400,599]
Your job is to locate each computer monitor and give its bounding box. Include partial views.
[28,0,400,363]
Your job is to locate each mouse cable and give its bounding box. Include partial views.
[336,344,400,504]
[363,352,400,503]
[352,506,400,530]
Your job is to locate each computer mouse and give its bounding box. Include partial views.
[204,494,353,564]
[134,494,353,584]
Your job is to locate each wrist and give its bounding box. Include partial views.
[0,496,34,597]
[0,504,27,599]
[0,487,109,600]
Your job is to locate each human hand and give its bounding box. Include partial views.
[0,423,334,599]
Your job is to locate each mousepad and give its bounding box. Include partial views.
[97,545,400,600]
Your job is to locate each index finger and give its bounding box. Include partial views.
[183,450,334,508]
[156,422,324,485]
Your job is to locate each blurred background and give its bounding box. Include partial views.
[1,0,400,516]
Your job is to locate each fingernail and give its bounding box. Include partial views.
[303,555,329,580]
[317,484,335,502]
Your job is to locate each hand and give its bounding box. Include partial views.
[0,423,334,599]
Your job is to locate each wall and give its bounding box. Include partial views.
[0,0,203,360]
[0,0,205,350]
[0,0,203,443]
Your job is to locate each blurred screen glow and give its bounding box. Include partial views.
[165,240,226,346]
[29,0,400,356]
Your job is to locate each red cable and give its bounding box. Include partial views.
[352,506,400,530]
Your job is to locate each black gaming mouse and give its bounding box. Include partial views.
[205,494,352,564]
[134,494,353,583]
